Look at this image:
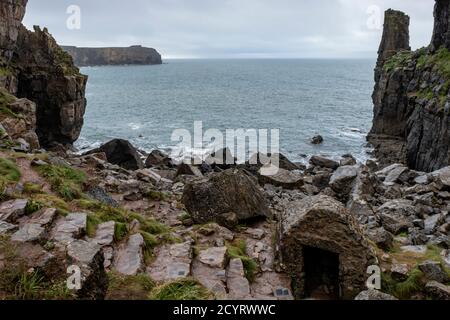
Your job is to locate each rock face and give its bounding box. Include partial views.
[0,0,87,148]
[62,45,162,67]
[431,0,450,52]
[182,169,272,225]
[368,3,450,172]
[279,195,376,299]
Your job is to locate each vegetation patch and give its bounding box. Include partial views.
[383,51,413,73]
[382,267,424,299]
[0,157,21,182]
[54,46,80,76]
[36,164,86,201]
[106,272,155,300]
[30,193,69,213]
[227,239,258,282]
[149,278,212,300]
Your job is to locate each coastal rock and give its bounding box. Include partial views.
[258,168,304,190]
[87,139,144,170]
[329,165,358,195]
[310,135,323,145]
[145,149,174,168]
[182,169,272,225]
[309,155,339,170]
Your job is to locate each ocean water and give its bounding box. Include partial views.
[76,59,376,163]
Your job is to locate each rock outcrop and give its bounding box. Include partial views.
[62,45,162,67]
[0,0,87,148]
[368,2,450,172]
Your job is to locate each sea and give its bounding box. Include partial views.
[76,59,376,164]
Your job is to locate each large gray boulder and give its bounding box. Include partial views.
[355,289,398,300]
[86,139,144,170]
[182,169,272,225]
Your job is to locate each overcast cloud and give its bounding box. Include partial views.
[23,0,435,59]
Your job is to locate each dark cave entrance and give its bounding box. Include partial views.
[304,246,340,300]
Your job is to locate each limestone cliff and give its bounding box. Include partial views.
[62,45,162,67]
[368,1,450,172]
[0,0,87,149]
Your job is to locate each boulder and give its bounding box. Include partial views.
[329,165,358,195]
[182,169,272,225]
[425,281,450,300]
[418,260,449,283]
[310,135,323,145]
[258,168,304,190]
[366,227,394,251]
[279,195,376,299]
[145,149,174,168]
[86,139,144,170]
[176,163,203,178]
[309,155,339,170]
[377,199,416,235]
[340,154,357,166]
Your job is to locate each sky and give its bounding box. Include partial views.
[23,0,435,59]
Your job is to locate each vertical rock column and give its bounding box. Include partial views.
[430,0,450,52]
[374,9,410,83]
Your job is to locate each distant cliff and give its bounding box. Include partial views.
[62,45,162,67]
[368,1,450,172]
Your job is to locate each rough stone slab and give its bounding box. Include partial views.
[198,247,227,268]
[147,241,193,282]
[227,258,251,299]
[93,221,115,246]
[0,199,28,222]
[67,240,102,265]
[27,208,56,226]
[0,221,17,234]
[113,233,144,276]
[251,272,293,300]
[191,259,227,298]
[355,289,398,300]
[425,281,450,300]
[50,212,87,244]
[11,223,45,243]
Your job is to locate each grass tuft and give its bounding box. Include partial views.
[149,278,212,300]
[227,239,258,283]
[36,164,86,201]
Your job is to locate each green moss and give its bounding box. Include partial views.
[86,214,101,237]
[227,239,258,283]
[36,164,86,201]
[149,278,212,300]
[0,89,20,119]
[144,190,167,201]
[30,193,69,212]
[114,222,128,242]
[383,51,413,73]
[417,47,450,78]
[0,67,12,77]
[129,213,168,235]
[54,46,80,76]
[0,157,21,182]
[23,182,43,194]
[25,200,43,215]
